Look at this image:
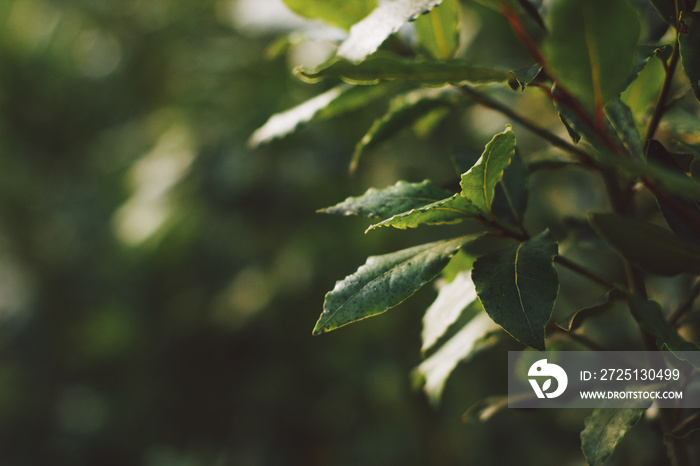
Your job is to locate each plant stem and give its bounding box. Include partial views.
[669,279,700,326]
[553,256,620,291]
[459,85,596,167]
[645,36,680,142]
[553,326,609,351]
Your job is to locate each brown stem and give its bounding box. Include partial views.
[670,279,700,326]
[645,35,680,142]
[459,85,596,167]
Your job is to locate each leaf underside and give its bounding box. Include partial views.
[581,407,646,466]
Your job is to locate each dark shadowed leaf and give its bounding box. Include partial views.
[581,407,646,466]
[646,140,700,243]
[556,289,626,332]
[314,236,478,334]
[281,0,377,30]
[667,411,700,439]
[366,194,480,232]
[295,56,511,86]
[472,231,559,350]
[589,213,700,276]
[460,126,517,217]
[318,179,452,218]
[543,0,641,111]
[350,87,459,171]
[492,151,529,227]
[679,12,700,102]
[627,295,700,368]
[508,64,544,91]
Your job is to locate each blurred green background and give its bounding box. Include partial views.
[0,1,683,465]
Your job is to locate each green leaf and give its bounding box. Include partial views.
[556,289,626,332]
[620,51,665,122]
[679,11,700,102]
[604,98,644,159]
[472,231,559,350]
[542,0,641,111]
[413,312,500,403]
[461,396,509,422]
[649,0,695,26]
[646,140,700,243]
[415,0,460,60]
[581,407,646,466]
[314,236,477,334]
[318,179,452,218]
[281,0,377,30]
[460,126,517,217]
[366,194,480,232]
[491,150,529,226]
[589,213,700,276]
[295,56,511,86]
[316,84,394,120]
[350,87,459,171]
[507,64,544,91]
[421,270,478,352]
[552,85,623,155]
[627,295,700,368]
[337,0,444,62]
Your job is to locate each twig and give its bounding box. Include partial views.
[646,33,680,142]
[459,85,596,167]
[670,279,700,326]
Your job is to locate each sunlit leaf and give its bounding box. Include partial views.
[413,312,500,403]
[318,179,452,218]
[581,407,646,466]
[366,194,480,232]
[248,85,349,147]
[295,56,511,86]
[460,126,517,217]
[589,213,700,276]
[421,270,478,352]
[543,0,641,111]
[627,295,700,368]
[281,0,377,30]
[679,11,700,102]
[415,0,460,60]
[472,231,559,350]
[337,0,444,62]
[314,236,477,334]
[620,52,665,123]
[350,87,459,171]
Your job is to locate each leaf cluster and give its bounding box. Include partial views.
[253,0,700,464]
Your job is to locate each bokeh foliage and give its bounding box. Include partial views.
[0,1,698,465]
